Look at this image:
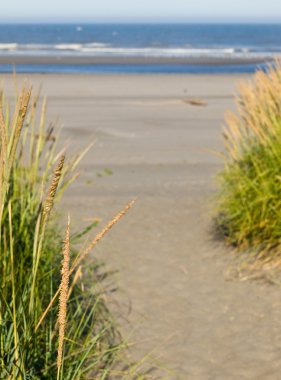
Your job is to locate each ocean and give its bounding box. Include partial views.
[0,23,280,74]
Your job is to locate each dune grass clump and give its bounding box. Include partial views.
[216,61,281,259]
[0,84,138,379]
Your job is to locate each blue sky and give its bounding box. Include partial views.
[1,0,281,22]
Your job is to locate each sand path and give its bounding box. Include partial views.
[6,74,281,379]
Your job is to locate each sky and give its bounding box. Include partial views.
[1,0,281,22]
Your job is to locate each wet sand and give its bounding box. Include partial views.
[0,54,270,66]
[3,73,281,379]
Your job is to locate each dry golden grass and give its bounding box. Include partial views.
[43,155,65,218]
[72,199,136,271]
[36,199,135,333]
[57,217,70,376]
[0,84,139,378]
[216,59,281,260]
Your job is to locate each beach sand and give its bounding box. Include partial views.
[3,73,281,379]
[0,54,269,66]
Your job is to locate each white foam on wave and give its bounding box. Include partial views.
[0,42,278,59]
[53,42,110,51]
[0,43,18,50]
[85,43,110,48]
[74,46,246,57]
[54,44,84,51]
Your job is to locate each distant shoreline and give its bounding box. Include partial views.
[0,54,272,66]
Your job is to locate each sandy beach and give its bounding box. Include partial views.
[0,54,269,66]
[3,73,281,379]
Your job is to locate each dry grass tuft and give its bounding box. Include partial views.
[43,155,65,218]
[0,84,140,378]
[36,199,136,332]
[9,87,32,171]
[57,217,70,376]
[72,199,136,271]
[216,59,281,261]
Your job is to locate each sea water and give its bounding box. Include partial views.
[0,23,280,73]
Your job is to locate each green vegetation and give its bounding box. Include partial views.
[0,85,139,379]
[216,61,281,259]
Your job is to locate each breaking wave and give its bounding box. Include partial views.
[0,42,279,59]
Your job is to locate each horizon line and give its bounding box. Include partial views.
[0,18,281,24]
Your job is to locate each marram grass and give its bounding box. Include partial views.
[0,84,151,379]
[57,217,70,378]
[216,60,281,260]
